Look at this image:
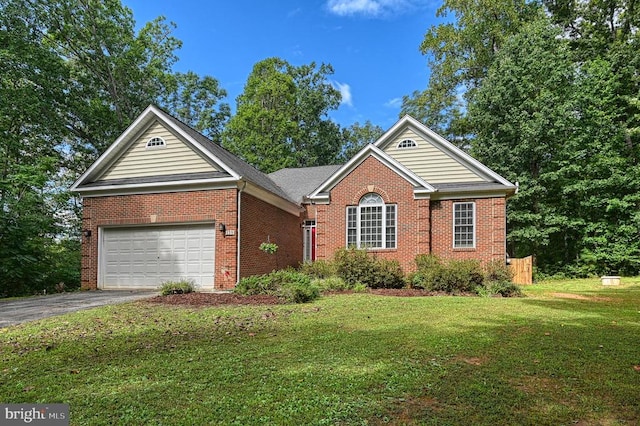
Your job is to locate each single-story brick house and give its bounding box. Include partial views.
[72,105,516,291]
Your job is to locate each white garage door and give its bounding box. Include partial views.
[100,224,216,291]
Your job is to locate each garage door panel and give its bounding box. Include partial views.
[101,224,215,290]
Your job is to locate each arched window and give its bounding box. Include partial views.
[346,193,396,249]
[146,136,166,149]
[397,139,417,149]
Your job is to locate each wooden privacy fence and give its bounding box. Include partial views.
[509,256,533,285]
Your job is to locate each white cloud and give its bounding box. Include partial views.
[385,97,402,108]
[333,81,353,106]
[326,0,411,17]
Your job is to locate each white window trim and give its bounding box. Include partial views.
[397,139,418,149]
[346,194,397,250]
[453,201,476,249]
[146,136,167,150]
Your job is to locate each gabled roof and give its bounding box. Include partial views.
[375,115,515,188]
[71,105,303,215]
[308,143,437,203]
[307,115,516,203]
[71,105,297,205]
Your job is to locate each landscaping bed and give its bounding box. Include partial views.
[147,292,281,306]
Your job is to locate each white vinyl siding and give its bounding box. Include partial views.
[453,202,475,248]
[100,121,218,180]
[100,224,216,290]
[346,194,396,249]
[383,129,485,184]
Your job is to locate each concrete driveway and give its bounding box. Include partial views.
[0,290,157,328]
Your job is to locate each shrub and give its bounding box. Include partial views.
[415,254,442,271]
[334,247,405,289]
[278,281,320,303]
[484,280,523,297]
[159,279,196,295]
[313,276,350,291]
[299,260,337,279]
[412,255,483,294]
[334,247,375,286]
[234,269,320,303]
[484,259,513,283]
[371,259,405,289]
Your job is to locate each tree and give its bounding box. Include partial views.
[469,19,579,270]
[0,0,231,295]
[159,72,231,143]
[401,0,541,141]
[223,57,342,173]
[339,121,384,162]
[0,0,71,295]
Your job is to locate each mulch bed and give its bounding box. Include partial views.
[146,292,281,307]
[146,288,458,307]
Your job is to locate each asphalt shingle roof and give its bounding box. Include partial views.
[268,165,342,204]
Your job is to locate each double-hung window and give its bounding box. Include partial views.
[346,193,396,249]
[453,202,475,248]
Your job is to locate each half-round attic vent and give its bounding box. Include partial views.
[397,139,417,149]
[146,136,166,150]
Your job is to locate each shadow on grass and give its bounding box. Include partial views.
[1,296,639,425]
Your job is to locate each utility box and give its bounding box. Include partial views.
[601,276,621,286]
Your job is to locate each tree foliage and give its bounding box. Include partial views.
[338,121,384,161]
[0,0,230,295]
[415,0,640,275]
[223,57,343,173]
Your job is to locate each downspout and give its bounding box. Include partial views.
[314,203,318,261]
[236,180,247,286]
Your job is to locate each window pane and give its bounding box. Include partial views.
[385,205,396,248]
[454,203,474,248]
[360,206,382,248]
[347,206,357,246]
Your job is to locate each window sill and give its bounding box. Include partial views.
[453,247,476,251]
[363,248,397,253]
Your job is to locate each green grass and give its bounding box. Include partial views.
[1,279,639,425]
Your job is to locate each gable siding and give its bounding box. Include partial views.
[100,121,218,180]
[383,129,485,183]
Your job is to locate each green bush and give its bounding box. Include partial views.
[334,247,404,289]
[484,280,523,297]
[313,276,350,291]
[277,280,320,303]
[412,255,484,294]
[415,254,442,271]
[159,279,196,295]
[484,259,513,283]
[234,269,320,303]
[299,260,337,279]
[372,259,405,289]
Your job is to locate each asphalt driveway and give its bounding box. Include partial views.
[0,290,157,328]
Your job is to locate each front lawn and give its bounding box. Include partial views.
[1,279,639,425]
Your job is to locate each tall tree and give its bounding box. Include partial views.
[0,0,230,295]
[223,57,342,173]
[0,0,71,295]
[159,71,231,143]
[339,121,384,162]
[469,20,579,269]
[401,0,541,141]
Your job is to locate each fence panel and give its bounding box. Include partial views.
[509,256,533,285]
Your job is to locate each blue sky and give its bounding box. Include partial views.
[123,0,442,129]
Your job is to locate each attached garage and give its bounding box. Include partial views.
[99,224,216,291]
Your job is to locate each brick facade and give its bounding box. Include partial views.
[239,192,303,277]
[80,189,239,290]
[81,189,304,291]
[307,156,506,273]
